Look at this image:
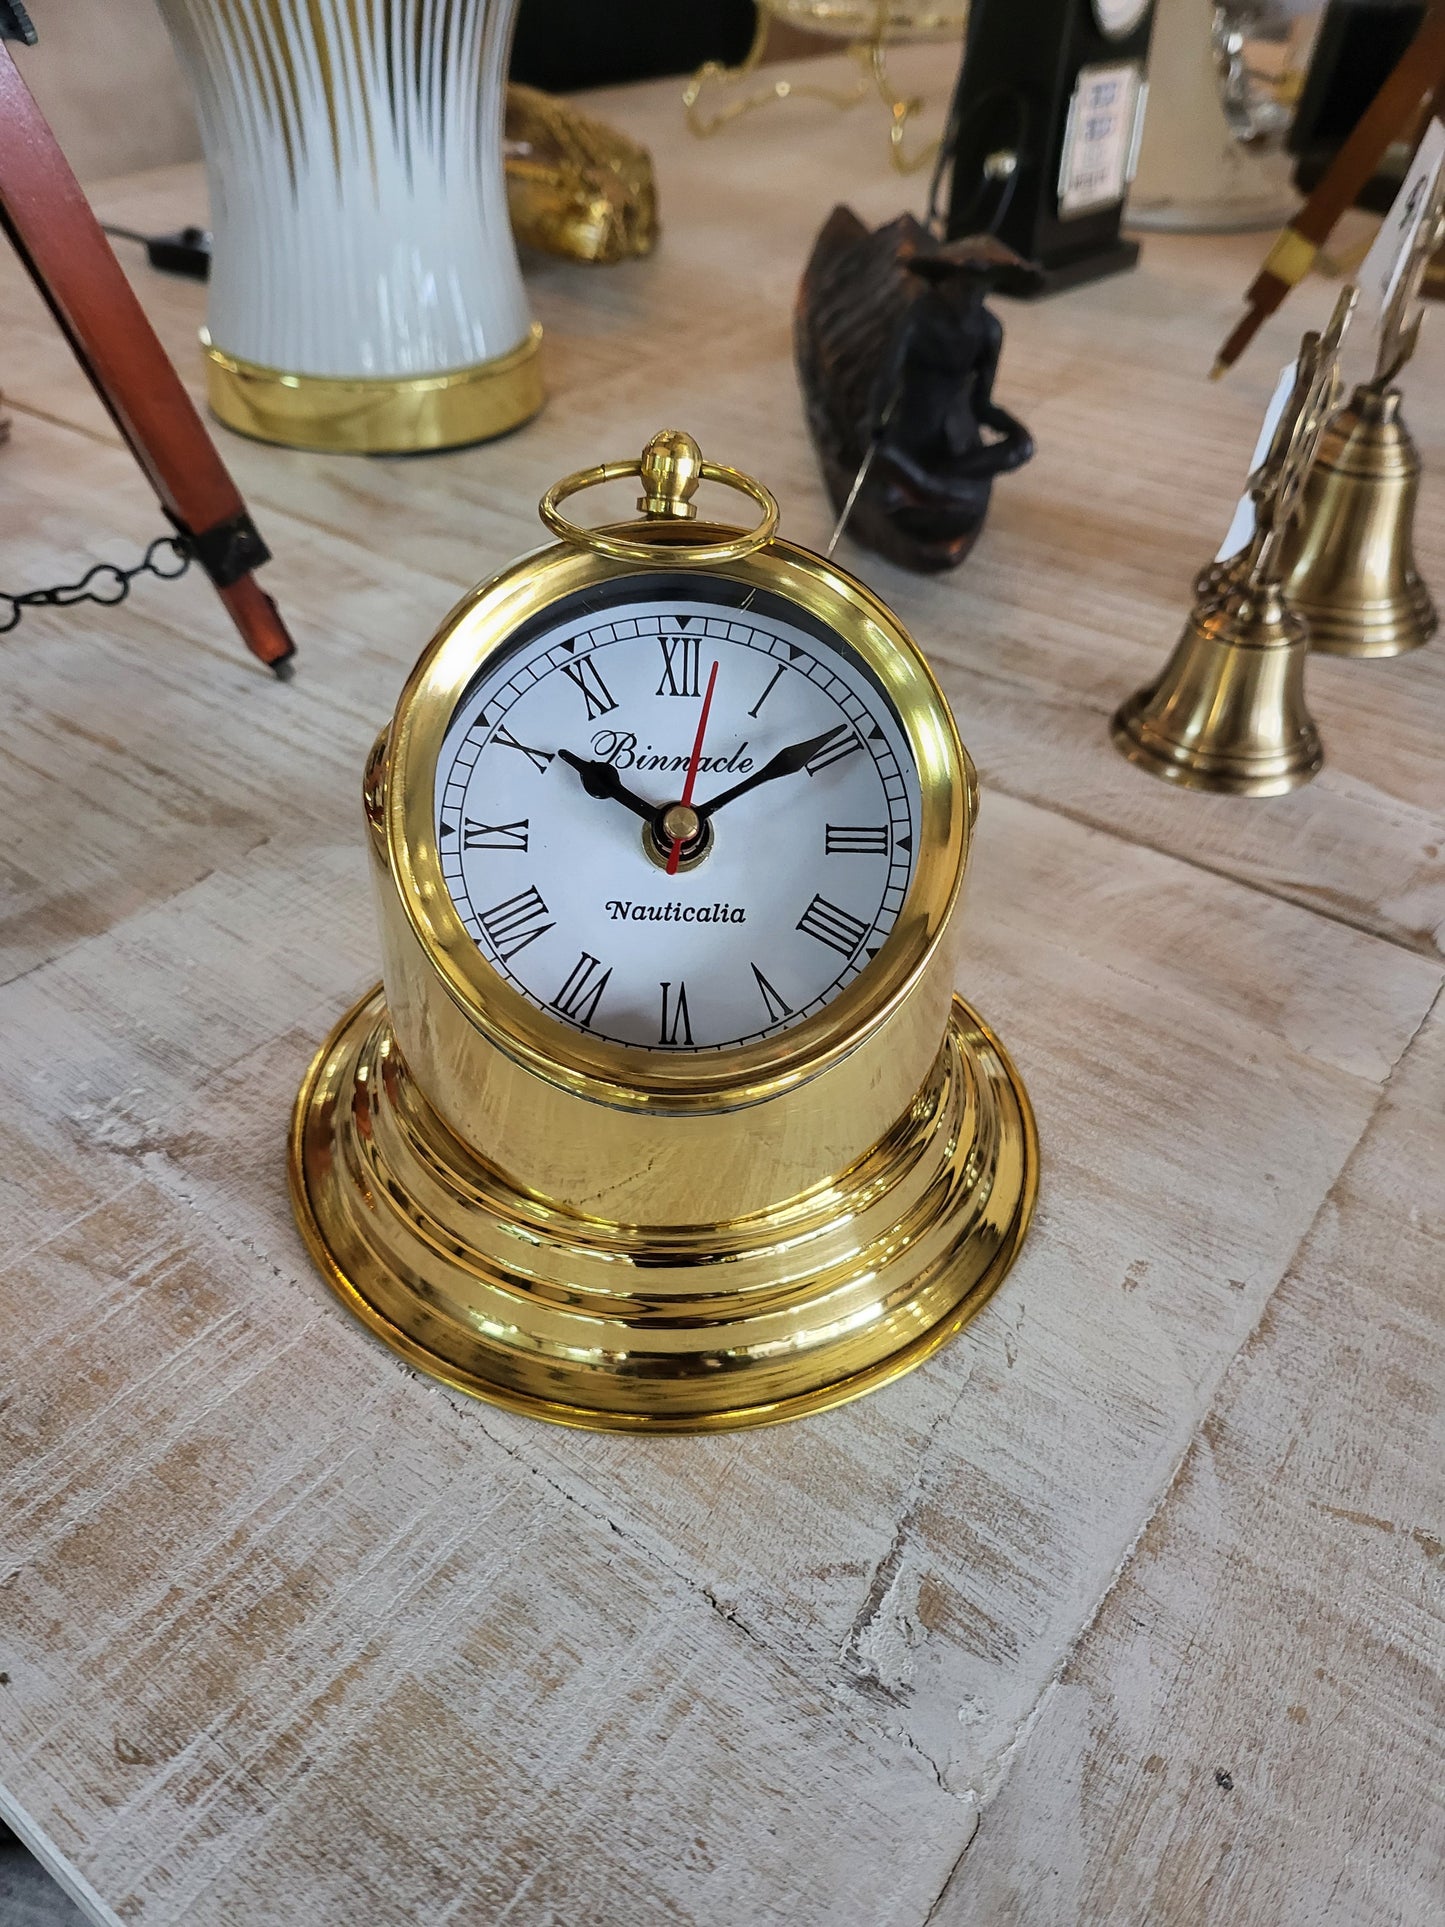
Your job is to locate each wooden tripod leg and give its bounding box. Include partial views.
[0,42,295,674]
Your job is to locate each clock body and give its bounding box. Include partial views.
[289,435,1037,1431]
[944,0,1156,296]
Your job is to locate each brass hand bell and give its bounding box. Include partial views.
[1277,190,1443,658]
[1112,288,1355,797]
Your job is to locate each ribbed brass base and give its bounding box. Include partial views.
[1296,578,1437,657]
[288,987,1038,1433]
[202,323,543,453]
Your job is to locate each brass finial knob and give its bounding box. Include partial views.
[637,429,703,520]
[538,431,778,564]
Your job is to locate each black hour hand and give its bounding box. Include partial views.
[696,725,850,821]
[557,749,655,823]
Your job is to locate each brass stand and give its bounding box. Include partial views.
[203,325,544,456]
[682,4,959,176]
[291,986,1036,1434]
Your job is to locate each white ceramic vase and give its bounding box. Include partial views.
[157,0,542,451]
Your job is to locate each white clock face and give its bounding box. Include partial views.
[433,574,922,1052]
[1093,0,1149,37]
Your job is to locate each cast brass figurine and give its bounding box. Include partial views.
[505,84,657,263]
[795,207,1034,572]
[1113,287,1355,796]
[1279,181,1444,656]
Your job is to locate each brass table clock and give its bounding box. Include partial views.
[290,430,1037,1432]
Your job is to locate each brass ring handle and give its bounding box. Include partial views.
[538,429,779,566]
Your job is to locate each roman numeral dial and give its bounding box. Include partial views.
[434,584,921,1052]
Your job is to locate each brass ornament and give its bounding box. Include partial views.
[289,431,1037,1432]
[1113,287,1355,796]
[1279,185,1444,658]
[504,84,658,264]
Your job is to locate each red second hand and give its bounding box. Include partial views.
[668,658,720,875]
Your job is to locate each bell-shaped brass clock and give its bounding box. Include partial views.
[290,431,1037,1431]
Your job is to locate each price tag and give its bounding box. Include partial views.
[1358,116,1445,323]
[1057,62,1144,218]
[1216,359,1297,562]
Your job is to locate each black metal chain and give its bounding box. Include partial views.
[0,535,192,636]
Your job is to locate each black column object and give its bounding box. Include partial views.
[942,0,1156,298]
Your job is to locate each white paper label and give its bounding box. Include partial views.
[1359,116,1445,324]
[1216,359,1298,562]
[1058,62,1143,218]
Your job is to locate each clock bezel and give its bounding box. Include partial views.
[383,526,971,1111]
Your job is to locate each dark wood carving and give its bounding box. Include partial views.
[795,206,1034,572]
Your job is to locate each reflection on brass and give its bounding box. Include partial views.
[1113,287,1354,796]
[202,324,543,454]
[1279,178,1443,657]
[505,84,657,262]
[683,3,968,176]
[289,431,1037,1432]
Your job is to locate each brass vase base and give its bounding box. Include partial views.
[1282,386,1438,659]
[202,323,543,454]
[288,987,1038,1434]
[1111,584,1322,797]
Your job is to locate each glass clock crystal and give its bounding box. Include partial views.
[290,431,1037,1431]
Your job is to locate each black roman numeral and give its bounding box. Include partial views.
[560,654,617,720]
[492,725,554,775]
[550,952,612,1028]
[658,980,693,1046]
[751,962,792,1024]
[796,894,869,958]
[478,886,554,962]
[463,817,529,851]
[747,662,786,719]
[805,729,864,776]
[657,635,702,698]
[825,823,888,855]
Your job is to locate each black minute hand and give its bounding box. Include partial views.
[556,748,656,823]
[696,725,850,821]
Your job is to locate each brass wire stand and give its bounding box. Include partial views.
[683,3,966,176]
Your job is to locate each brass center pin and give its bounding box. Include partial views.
[646,802,712,871]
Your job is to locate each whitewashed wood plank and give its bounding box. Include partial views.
[0,1180,973,1927]
[932,996,1445,1926]
[0,740,1437,1814]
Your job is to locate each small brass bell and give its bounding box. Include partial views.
[1280,381,1437,657]
[1280,185,1443,658]
[1112,287,1355,797]
[1112,574,1320,796]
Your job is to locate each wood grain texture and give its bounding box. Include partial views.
[933,997,1445,1927]
[0,43,1441,1927]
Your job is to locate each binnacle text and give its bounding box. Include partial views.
[592,730,754,774]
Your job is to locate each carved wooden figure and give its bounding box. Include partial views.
[796,207,1033,572]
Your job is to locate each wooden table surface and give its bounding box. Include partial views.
[1,48,1441,1927]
